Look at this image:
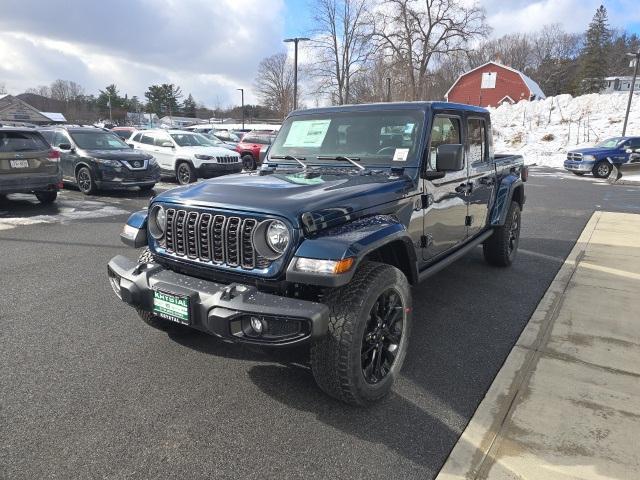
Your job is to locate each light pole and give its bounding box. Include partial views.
[284,37,310,111]
[237,88,245,130]
[107,92,112,123]
[622,49,640,137]
[385,77,391,102]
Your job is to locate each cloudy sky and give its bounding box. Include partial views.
[0,0,638,108]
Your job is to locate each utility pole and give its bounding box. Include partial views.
[622,49,640,137]
[107,92,112,123]
[284,37,310,111]
[385,77,391,102]
[237,88,245,130]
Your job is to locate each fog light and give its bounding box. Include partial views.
[250,316,263,334]
[107,268,122,300]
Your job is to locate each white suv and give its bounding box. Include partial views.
[128,129,242,184]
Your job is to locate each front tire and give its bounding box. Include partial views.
[135,248,174,331]
[242,154,256,171]
[483,200,521,267]
[76,166,97,195]
[311,261,412,406]
[35,191,57,204]
[176,162,196,185]
[593,161,612,178]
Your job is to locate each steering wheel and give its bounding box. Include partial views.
[376,146,396,155]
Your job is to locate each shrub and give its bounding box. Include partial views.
[542,133,555,141]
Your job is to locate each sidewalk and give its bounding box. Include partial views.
[438,211,640,480]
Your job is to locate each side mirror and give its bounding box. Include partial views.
[58,143,72,151]
[128,143,134,149]
[161,141,174,148]
[435,144,464,171]
[626,148,633,154]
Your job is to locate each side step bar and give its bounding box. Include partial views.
[418,230,493,282]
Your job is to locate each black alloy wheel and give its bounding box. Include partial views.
[361,288,405,384]
[177,162,195,185]
[76,167,96,195]
[508,207,521,256]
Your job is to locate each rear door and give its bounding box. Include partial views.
[466,115,495,237]
[0,130,56,178]
[422,114,469,260]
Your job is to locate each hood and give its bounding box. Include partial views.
[155,169,415,228]
[86,148,153,161]
[178,145,239,157]
[569,147,619,155]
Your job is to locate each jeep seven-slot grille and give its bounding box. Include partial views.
[164,209,269,270]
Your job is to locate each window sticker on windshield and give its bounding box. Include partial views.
[393,148,409,162]
[283,120,331,148]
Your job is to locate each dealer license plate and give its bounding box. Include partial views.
[153,290,190,325]
[10,160,29,168]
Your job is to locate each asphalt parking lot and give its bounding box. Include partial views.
[1,168,639,480]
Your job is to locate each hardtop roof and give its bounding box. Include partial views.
[289,101,488,117]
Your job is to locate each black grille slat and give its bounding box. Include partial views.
[162,208,272,270]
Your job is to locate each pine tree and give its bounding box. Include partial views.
[182,94,197,117]
[579,5,611,94]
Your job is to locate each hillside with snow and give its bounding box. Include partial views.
[488,92,640,168]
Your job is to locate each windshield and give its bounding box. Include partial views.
[70,131,129,150]
[596,137,623,148]
[170,132,215,147]
[268,110,424,166]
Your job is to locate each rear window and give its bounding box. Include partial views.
[0,131,49,152]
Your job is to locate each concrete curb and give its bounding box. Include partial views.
[436,211,602,480]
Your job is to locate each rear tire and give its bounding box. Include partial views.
[242,154,256,171]
[483,200,521,267]
[176,162,196,185]
[310,261,412,406]
[592,161,612,179]
[35,191,57,204]
[76,166,97,195]
[135,248,173,331]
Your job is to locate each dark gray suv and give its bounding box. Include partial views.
[0,126,61,204]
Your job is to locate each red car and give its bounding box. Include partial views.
[235,131,276,170]
[111,127,137,141]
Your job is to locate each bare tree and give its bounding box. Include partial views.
[25,85,52,97]
[49,79,85,102]
[254,52,295,118]
[309,0,375,104]
[468,33,532,72]
[374,0,489,100]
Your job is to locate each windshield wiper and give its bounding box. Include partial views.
[316,155,365,171]
[270,155,307,169]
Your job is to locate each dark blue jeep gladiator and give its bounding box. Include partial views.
[107,102,527,405]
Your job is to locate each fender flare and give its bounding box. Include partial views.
[121,210,148,248]
[490,175,524,226]
[286,215,417,287]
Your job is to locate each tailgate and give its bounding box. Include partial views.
[0,131,58,175]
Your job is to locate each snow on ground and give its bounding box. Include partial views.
[489,92,640,169]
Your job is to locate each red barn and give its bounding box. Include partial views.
[445,61,545,107]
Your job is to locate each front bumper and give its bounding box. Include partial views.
[196,162,243,178]
[563,159,595,172]
[0,171,62,194]
[107,255,329,345]
[96,165,161,188]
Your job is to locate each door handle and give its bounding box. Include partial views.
[455,183,472,194]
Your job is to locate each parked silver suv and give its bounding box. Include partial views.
[0,126,62,204]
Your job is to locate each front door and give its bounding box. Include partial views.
[422,114,469,260]
[466,117,494,237]
[53,131,76,180]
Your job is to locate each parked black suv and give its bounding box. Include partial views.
[0,126,61,204]
[108,102,527,405]
[39,126,160,194]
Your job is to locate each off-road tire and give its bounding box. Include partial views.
[35,191,57,204]
[135,248,173,331]
[242,154,256,171]
[483,200,521,267]
[176,162,196,185]
[310,261,412,406]
[592,161,612,179]
[76,166,97,194]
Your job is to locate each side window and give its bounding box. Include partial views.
[53,131,71,147]
[140,134,154,145]
[428,116,461,170]
[467,118,487,164]
[627,138,640,148]
[40,131,54,144]
[154,134,171,147]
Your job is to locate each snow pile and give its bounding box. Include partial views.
[488,92,640,168]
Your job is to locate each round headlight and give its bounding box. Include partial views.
[149,205,166,239]
[266,220,290,254]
